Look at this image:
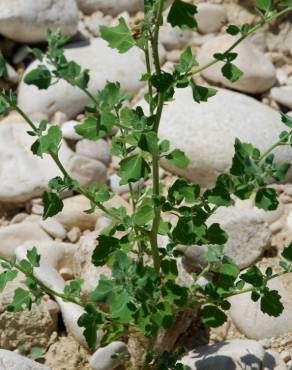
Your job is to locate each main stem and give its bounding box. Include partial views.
[149,0,165,274]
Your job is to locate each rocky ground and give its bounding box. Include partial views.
[0,0,292,369]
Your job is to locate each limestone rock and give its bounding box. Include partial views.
[76,0,143,15]
[0,222,51,258]
[147,87,292,187]
[196,3,227,34]
[198,35,276,93]
[180,205,270,271]
[179,340,265,370]
[18,38,145,118]
[90,341,128,370]
[0,350,50,370]
[76,139,111,165]
[229,273,292,339]
[0,0,79,43]
[0,266,58,351]
[271,87,292,110]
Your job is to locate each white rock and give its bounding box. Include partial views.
[83,11,112,37]
[67,154,107,188]
[198,35,276,93]
[196,3,227,34]
[77,0,143,15]
[149,87,291,187]
[229,273,292,339]
[0,222,51,258]
[109,174,144,195]
[61,120,83,140]
[17,241,78,278]
[0,0,79,43]
[271,87,292,109]
[15,247,103,348]
[160,24,193,51]
[0,122,100,203]
[39,218,67,239]
[18,38,145,118]
[0,350,50,370]
[90,341,128,370]
[73,231,112,294]
[263,350,287,370]
[76,139,111,165]
[180,339,265,370]
[181,205,270,270]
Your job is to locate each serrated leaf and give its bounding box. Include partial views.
[261,289,284,317]
[240,266,263,287]
[222,62,243,83]
[167,0,198,30]
[165,149,189,169]
[92,235,121,266]
[226,25,240,35]
[175,47,198,73]
[201,305,227,327]
[24,65,51,90]
[0,270,18,293]
[133,205,155,226]
[26,247,40,267]
[255,188,279,211]
[281,113,292,128]
[190,82,217,103]
[256,0,272,11]
[31,125,62,157]
[42,191,64,220]
[282,243,292,262]
[100,18,135,53]
[117,154,150,185]
[7,288,32,312]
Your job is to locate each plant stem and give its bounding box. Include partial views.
[0,256,85,308]
[189,7,291,77]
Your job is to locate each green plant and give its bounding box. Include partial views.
[0,0,292,368]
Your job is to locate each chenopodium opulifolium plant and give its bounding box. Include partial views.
[0,0,292,368]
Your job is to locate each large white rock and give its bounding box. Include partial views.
[0,123,106,203]
[198,35,276,93]
[149,87,291,187]
[0,222,51,258]
[196,3,227,34]
[0,350,50,370]
[0,0,79,43]
[271,86,292,110]
[179,340,265,370]
[90,341,128,370]
[180,205,270,270]
[229,273,292,339]
[18,38,146,118]
[77,0,143,15]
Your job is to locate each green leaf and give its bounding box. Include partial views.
[75,117,100,141]
[261,289,284,317]
[26,247,40,267]
[90,184,111,203]
[133,204,155,226]
[0,54,7,78]
[64,279,83,298]
[255,188,279,211]
[151,72,174,93]
[165,149,189,169]
[204,245,224,263]
[281,243,292,262]
[117,154,150,185]
[167,0,198,30]
[201,305,227,327]
[92,235,121,266]
[42,191,64,220]
[206,223,228,245]
[175,47,198,73]
[24,65,52,90]
[77,304,105,351]
[256,0,272,11]
[161,259,178,280]
[31,125,62,157]
[281,112,292,128]
[240,266,263,287]
[226,25,240,35]
[29,347,44,360]
[0,270,18,293]
[190,82,217,103]
[222,62,243,83]
[218,263,240,287]
[204,186,232,206]
[7,288,32,312]
[168,179,200,204]
[100,18,135,53]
